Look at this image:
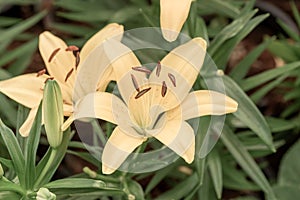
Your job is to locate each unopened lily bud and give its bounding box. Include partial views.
[43,79,63,148]
[36,188,56,200]
[0,163,3,178]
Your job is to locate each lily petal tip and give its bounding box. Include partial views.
[162,29,179,42]
[102,164,116,175]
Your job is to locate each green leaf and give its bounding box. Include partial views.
[223,76,274,151]
[24,103,42,190]
[0,11,46,44]
[208,149,222,199]
[273,185,300,200]
[230,37,275,82]
[0,179,24,195]
[127,180,144,200]
[278,139,300,186]
[45,178,106,189]
[0,93,17,127]
[240,61,300,91]
[197,0,240,18]
[0,119,25,186]
[266,117,297,133]
[212,13,269,68]
[209,10,256,56]
[50,22,93,37]
[277,19,300,42]
[145,163,176,194]
[0,16,21,27]
[57,10,112,22]
[221,126,277,200]
[291,1,300,28]
[109,6,140,23]
[268,40,299,62]
[250,74,288,103]
[155,173,198,200]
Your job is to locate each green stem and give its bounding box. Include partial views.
[34,149,58,188]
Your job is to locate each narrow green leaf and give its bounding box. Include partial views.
[145,163,176,194]
[0,16,21,27]
[266,117,297,133]
[127,180,144,200]
[0,157,13,169]
[208,150,222,199]
[221,126,277,200]
[278,139,300,186]
[0,93,17,127]
[277,19,300,42]
[0,119,25,186]
[0,179,24,195]
[24,103,42,190]
[155,173,198,200]
[268,40,299,62]
[0,11,46,44]
[212,13,269,68]
[45,178,106,189]
[273,185,299,200]
[241,61,300,91]
[250,74,288,103]
[223,76,274,151]
[197,171,218,200]
[57,10,112,22]
[209,10,256,56]
[291,1,300,28]
[230,37,274,82]
[50,22,93,37]
[198,0,240,18]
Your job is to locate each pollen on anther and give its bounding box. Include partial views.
[161,81,167,97]
[36,69,46,77]
[168,73,176,87]
[135,87,151,99]
[48,48,60,63]
[65,68,74,82]
[156,61,161,77]
[131,74,140,92]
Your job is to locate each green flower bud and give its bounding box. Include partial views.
[43,79,63,148]
[36,188,56,200]
[0,163,3,178]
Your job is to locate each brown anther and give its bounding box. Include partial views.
[65,68,74,82]
[75,51,80,69]
[156,61,161,77]
[161,81,167,97]
[168,73,176,87]
[131,74,140,92]
[36,69,46,77]
[132,66,152,75]
[48,48,61,63]
[65,45,79,52]
[135,87,151,99]
[44,77,54,83]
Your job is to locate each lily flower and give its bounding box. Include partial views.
[0,23,123,137]
[63,37,238,174]
[160,0,192,42]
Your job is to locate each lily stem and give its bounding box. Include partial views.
[34,148,58,189]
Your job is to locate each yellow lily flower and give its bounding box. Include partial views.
[160,0,192,42]
[0,23,123,137]
[64,37,238,174]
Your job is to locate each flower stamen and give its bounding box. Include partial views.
[132,66,151,74]
[48,48,60,63]
[65,68,74,82]
[75,52,80,69]
[168,73,176,87]
[36,69,46,77]
[156,61,161,77]
[135,87,151,99]
[65,45,79,52]
[131,74,140,92]
[161,81,167,97]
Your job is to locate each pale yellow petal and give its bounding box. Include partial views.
[63,103,73,116]
[102,126,147,174]
[0,73,47,108]
[39,31,75,87]
[148,38,206,107]
[67,92,136,135]
[80,23,124,62]
[103,38,146,104]
[160,0,192,42]
[179,90,238,120]
[73,42,114,101]
[152,120,195,163]
[19,107,38,137]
